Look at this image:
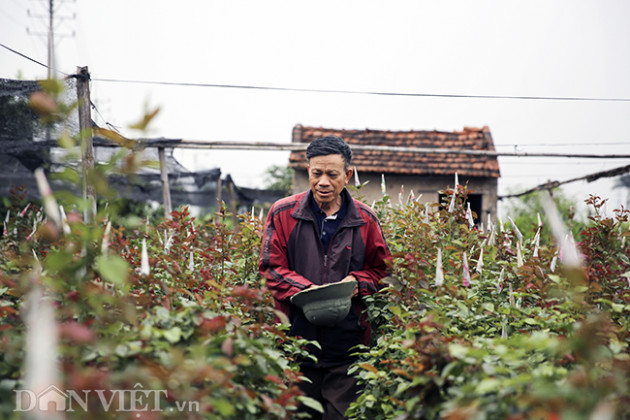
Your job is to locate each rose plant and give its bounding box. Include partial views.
[1,83,629,419]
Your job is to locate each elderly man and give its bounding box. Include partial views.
[259,135,391,419]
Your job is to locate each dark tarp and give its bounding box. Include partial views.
[0,78,285,211]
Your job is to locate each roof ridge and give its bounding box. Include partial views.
[290,125,500,178]
[298,125,486,135]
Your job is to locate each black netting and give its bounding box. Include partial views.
[1,78,78,201]
[0,78,283,212]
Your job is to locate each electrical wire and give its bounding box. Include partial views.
[90,77,630,103]
[498,160,630,166]
[0,42,69,76]
[3,41,630,102]
[496,142,629,147]
[2,41,630,181]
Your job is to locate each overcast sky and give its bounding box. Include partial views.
[2,0,630,215]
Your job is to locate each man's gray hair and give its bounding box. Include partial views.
[306,136,352,169]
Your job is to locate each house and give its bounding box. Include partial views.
[37,384,68,412]
[289,124,501,223]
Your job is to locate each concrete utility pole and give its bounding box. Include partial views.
[27,0,76,77]
[47,0,54,79]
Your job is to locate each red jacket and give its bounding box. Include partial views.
[259,189,391,366]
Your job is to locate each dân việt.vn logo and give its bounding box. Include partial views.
[14,382,200,414]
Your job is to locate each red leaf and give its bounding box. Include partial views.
[59,322,95,344]
[221,338,233,357]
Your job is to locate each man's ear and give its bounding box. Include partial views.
[345,167,354,184]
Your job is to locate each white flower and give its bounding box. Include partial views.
[475,248,484,273]
[59,205,71,235]
[462,252,471,287]
[508,216,523,244]
[532,229,540,258]
[381,174,387,195]
[435,248,444,286]
[447,190,456,213]
[34,168,61,229]
[101,221,112,254]
[466,202,474,229]
[540,194,582,268]
[516,241,524,267]
[140,238,151,276]
[407,189,415,204]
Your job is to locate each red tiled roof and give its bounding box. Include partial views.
[289,125,501,178]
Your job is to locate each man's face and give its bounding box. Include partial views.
[308,154,353,207]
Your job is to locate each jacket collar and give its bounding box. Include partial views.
[293,188,364,227]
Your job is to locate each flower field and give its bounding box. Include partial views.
[348,190,630,419]
[1,175,629,419]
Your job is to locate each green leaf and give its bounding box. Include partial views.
[476,377,500,394]
[389,305,403,317]
[449,343,469,359]
[114,341,142,357]
[213,398,235,416]
[162,327,182,344]
[481,302,495,313]
[547,274,563,284]
[297,396,323,413]
[121,215,143,228]
[611,303,625,313]
[95,254,129,290]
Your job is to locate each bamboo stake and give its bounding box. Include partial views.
[226,175,239,231]
[158,147,173,219]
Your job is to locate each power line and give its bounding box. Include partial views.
[0,42,54,73]
[91,77,630,103]
[498,164,630,200]
[84,137,630,159]
[499,160,630,166]
[0,42,70,77]
[3,42,630,102]
[496,142,629,147]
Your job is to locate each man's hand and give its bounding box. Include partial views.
[341,275,358,297]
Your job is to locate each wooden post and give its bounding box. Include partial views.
[158,147,173,219]
[215,176,222,207]
[76,66,96,223]
[214,177,223,223]
[226,175,239,231]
